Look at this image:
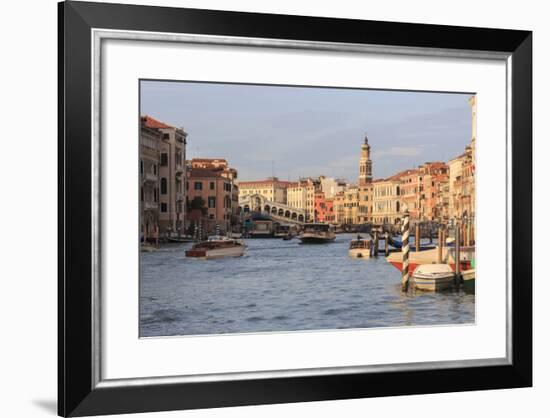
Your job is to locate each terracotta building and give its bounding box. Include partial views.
[314,191,335,223]
[186,158,239,233]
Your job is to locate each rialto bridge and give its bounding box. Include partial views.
[238,194,306,223]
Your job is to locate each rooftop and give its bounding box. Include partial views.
[141,115,174,129]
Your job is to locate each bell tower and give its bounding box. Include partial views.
[359,134,372,186]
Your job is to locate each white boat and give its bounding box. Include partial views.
[412,263,456,291]
[185,235,246,259]
[348,236,372,258]
[298,223,336,244]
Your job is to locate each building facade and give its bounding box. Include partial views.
[238,177,291,205]
[287,177,320,221]
[186,159,239,233]
[372,177,402,225]
[319,176,347,199]
[139,118,162,242]
[142,115,188,235]
[314,192,335,223]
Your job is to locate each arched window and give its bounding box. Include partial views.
[161,178,167,194]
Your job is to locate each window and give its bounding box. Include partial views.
[154,189,158,202]
[153,164,157,175]
[208,196,216,208]
[186,182,189,191]
[163,133,169,140]
[210,182,215,190]
[160,203,168,212]
[160,153,168,166]
[140,160,143,174]
[194,182,203,190]
[140,187,144,202]
[209,214,214,220]
[161,178,167,194]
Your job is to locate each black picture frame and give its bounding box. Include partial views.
[58,1,532,416]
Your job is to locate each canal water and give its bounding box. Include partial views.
[140,233,475,337]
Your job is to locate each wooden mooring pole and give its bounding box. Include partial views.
[401,209,410,291]
[373,230,379,257]
[384,231,389,256]
[437,227,443,264]
[466,218,471,247]
[415,223,421,252]
[454,220,461,284]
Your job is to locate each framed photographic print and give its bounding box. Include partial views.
[58,1,532,416]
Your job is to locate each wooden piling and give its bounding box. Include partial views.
[454,220,461,282]
[384,231,389,256]
[415,223,420,252]
[155,225,159,247]
[373,230,379,257]
[437,227,443,264]
[401,209,410,291]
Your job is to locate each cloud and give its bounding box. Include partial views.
[374,146,422,158]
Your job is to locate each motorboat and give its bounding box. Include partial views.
[348,235,372,258]
[298,223,336,244]
[412,264,456,291]
[185,235,246,259]
[385,246,473,272]
[274,224,292,238]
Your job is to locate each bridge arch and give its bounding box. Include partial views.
[238,193,306,224]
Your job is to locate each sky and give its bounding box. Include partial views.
[140,80,473,182]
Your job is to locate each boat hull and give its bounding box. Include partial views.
[349,248,371,258]
[389,260,470,272]
[412,273,456,291]
[185,246,245,259]
[299,236,335,244]
[461,269,475,293]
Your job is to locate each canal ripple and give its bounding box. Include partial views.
[139,233,475,337]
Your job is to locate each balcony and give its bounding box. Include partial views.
[142,172,158,183]
[143,201,158,211]
[175,163,185,175]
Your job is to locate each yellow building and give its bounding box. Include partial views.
[372,176,402,225]
[333,184,372,225]
[286,178,319,221]
[238,177,291,204]
[357,184,374,224]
